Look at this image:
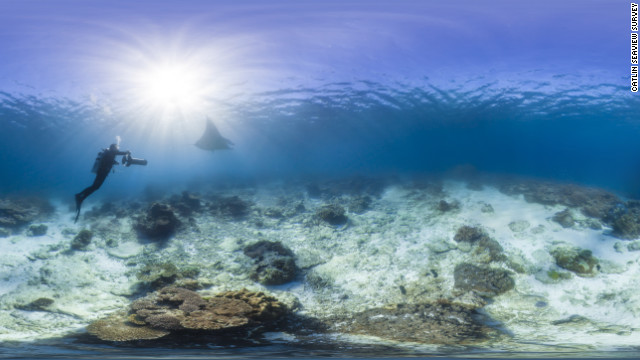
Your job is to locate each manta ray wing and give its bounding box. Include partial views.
[195,119,233,151]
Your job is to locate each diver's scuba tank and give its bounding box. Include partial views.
[91,150,106,173]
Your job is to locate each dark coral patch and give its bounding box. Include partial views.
[454,263,514,297]
[0,197,53,228]
[71,229,93,250]
[211,196,252,219]
[454,226,487,243]
[244,240,297,285]
[134,203,181,239]
[551,246,599,276]
[315,204,348,226]
[552,209,575,228]
[26,224,47,237]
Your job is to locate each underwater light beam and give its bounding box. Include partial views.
[93,30,235,148]
[97,27,229,127]
[129,58,210,116]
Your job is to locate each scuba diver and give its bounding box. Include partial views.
[74,137,147,222]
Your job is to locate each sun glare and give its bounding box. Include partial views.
[98,31,246,138]
[133,61,207,113]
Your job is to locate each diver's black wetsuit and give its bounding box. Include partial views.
[75,145,129,222]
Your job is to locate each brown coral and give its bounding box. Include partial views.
[215,289,288,322]
[157,286,206,308]
[87,286,289,342]
[86,311,169,341]
[180,297,252,330]
[116,287,288,338]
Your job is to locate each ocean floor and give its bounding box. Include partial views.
[1,174,640,354]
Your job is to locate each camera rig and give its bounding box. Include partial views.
[122,153,148,167]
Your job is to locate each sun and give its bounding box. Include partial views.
[132,60,208,113]
[96,31,243,130]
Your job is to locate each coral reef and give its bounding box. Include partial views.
[550,246,599,276]
[546,269,572,281]
[473,237,505,263]
[508,220,530,233]
[243,241,298,285]
[498,179,640,238]
[88,287,288,341]
[169,191,202,216]
[437,199,460,212]
[87,311,169,341]
[611,211,640,239]
[336,302,493,344]
[628,240,640,252]
[480,203,494,213]
[499,180,620,219]
[215,289,288,322]
[454,226,487,243]
[136,262,200,289]
[71,229,93,250]
[26,224,47,237]
[7,176,640,348]
[15,297,54,311]
[453,226,505,262]
[552,209,575,228]
[134,203,180,239]
[315,204,348,226]
[210,196,251,218]
[0,197,53,228]
[453,263,515,297]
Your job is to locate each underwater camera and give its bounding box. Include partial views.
[122,154,148,167]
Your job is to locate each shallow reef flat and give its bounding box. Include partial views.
[1,174,639,353]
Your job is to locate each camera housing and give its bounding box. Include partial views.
[122,154,148,167]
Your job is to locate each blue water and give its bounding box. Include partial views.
[1,0,640,358]
[2,78,640,199]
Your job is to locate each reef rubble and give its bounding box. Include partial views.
[334,301,494,345]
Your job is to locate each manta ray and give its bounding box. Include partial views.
[195,118,233,151]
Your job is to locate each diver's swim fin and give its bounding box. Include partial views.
[74,194,82,223]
